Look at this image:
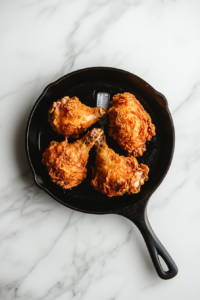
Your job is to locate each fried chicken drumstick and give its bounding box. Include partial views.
[91,136,149,197]
[108,93,156,157]
[48,96,107,138]
[42,128,103,190]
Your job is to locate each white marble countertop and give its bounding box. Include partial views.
[1,0,200,299]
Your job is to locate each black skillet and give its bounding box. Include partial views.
[26,67,178,280]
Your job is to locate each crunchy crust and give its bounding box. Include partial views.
[108,93,156,157]
[41,128,103,190]
[91,136,149,197]
[48,96,107,137]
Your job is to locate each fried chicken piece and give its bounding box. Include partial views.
[91,136,149,197]
[48,96,107,138]
[108,93,156,157]
[42,128,103,190]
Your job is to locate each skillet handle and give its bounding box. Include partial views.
[116,197,178,280]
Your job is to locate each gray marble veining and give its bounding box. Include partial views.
[0,0,200,299]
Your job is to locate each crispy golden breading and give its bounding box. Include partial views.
[42,128,103,190]
[91,136,149,197]
[108,93,156,157]
[48,96,107,138]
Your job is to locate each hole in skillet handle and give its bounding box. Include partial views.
[158,255,169,272]
[116,197,178,280]
[147,238,178,280]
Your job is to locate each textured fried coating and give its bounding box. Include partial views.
[108,93,156,157]
[91,136,149,197]
[48,96,107,138]
[42,128,103,190]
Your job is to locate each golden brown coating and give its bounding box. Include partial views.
[108,93,156,157]
[48,96,107,138]
[91,136,149,197]
[42,128,103,190]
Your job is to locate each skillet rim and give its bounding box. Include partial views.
[25,66,175,214]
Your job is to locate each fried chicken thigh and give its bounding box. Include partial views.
[42,128,103,190]
[48,96,107,138]
[91,136,149,197]
[108,93,156,157]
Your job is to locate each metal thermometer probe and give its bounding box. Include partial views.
[96,92,110,131]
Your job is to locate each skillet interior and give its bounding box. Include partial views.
[26,67,174,213]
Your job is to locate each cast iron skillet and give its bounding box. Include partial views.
[26,67,178,280]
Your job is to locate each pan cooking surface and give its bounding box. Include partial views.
[39,82,159,199]
[27,68,174,213]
